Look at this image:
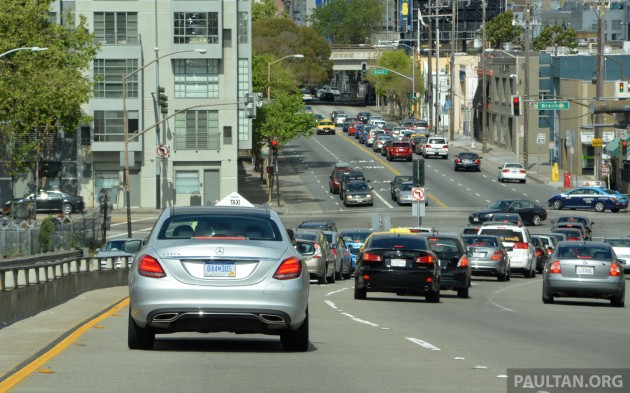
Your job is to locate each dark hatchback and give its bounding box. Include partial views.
[390,175,413,201]
[454,152,481,172]
[424,234,471,298]
[339,171,367,200]
[354,233,441,302]
[469,199,547,226]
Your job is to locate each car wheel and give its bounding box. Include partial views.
[506,269,511,281]
[542,291,554,304]
[425,287,440,303]
[523,268,532,278]
[457,285,469,298]
[454,167,458,172]
[128,310,155,350]
[552,199,564,210]
[523,179,526,184]
[335,267,342,281]
[442,155,448,160]
[387,155,392,162]
[317,268,327,284]
[497,270,507,282]
[498,177,503,183]
[611,292,625,307]
[594,201,605,212]
[477,167,481,172]
[531,214,542,226]
[354,285,367,300]
[327,265,336,283]
[62,203,73,215]
[281,309,309,352]
[531,268,536,278]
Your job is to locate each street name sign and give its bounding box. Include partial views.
[537,101,569,111]
[371,69,388,75]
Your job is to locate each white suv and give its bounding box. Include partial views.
[477,224,536,278]
[422,137,449,159]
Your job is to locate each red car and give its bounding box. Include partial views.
[348,121,362,136]
[387,142,413,162]
[329,163,353,194]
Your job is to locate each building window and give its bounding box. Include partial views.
[174,12,219,44]
[223,126,232,145]
[94,12,138,44]
[175,171,199,194]
[612,20,622,30]
[94,59,139,98]
[238,58,249,99]
[95,171,121,204]
[238,12,248,43]
[174,110,220,150]
[93,110,139,142]
[239,109,249,142]
[173,59,219,98]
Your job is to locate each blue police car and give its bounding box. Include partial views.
[548,187,628,213]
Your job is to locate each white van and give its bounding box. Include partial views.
[478,224,537,278]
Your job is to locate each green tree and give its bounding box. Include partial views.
[0,1,98,184]
[252,0,279,22]
[532,25,578,53]
[309,0,385,44]
[485,10,522,49]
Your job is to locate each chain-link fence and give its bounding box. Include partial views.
[0,210,104,258]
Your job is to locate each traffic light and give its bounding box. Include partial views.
[39,161,50,178]
[620,82,625,93]
[271,138,278,156]
[246,93,257,119]
[511,95,521,116]
[361,62,367,79]
[158,86,168,114]
[623,140,628,156]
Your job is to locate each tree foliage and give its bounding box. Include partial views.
[0,1,98,176]
[366,50,423,118]
[253,18,332,87]
[309,0,385,44]
[532,25,578,52]
[485,10,522,49]
[252,93,316,150]
[252,0,279,22]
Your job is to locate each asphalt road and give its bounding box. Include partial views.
[2,104,630,392]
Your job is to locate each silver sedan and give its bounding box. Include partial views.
[126,205,310,351]
[542,241,625,307]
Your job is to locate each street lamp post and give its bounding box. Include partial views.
[266,54,304,99]
[398,44,417,119]
[122,48,207,238]
[0,47,48,59]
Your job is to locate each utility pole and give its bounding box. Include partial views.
[523,0,531,171]
[595,0,606,182]
[449,0,456,140]
[435,2,441,136]
[481,0,488,153]
[427,9,434,130]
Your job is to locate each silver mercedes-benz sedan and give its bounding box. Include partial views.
[542,241,625,307]
[126,203,310,351]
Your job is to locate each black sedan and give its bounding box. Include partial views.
[454,152,481,172]
[12,190,85,215]
[424,234,471,298]
[469,199,547,226]
[354,232,441,302]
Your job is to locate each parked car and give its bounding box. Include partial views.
[354,232,441,302]
[390,175,413,201]
[295,229,337,284]
[421,137,449,159]
[542,241,625,307]
[454,152,481,172]
[387,141,413,162]
[339,229,374,274]
[462,234,511,281]
[11,190,85,215]
[329,162,353,194]
[323,231,352,279]
[424,234,471,298]
[315,119,336,135]
[602,237,630,273]
[547,187,628,213]
[343,181,373,207]
[469,199,547,226]
[477,223,537,278]
[126,204,310,351]
[498,163,527,183]
[96,238,143,268]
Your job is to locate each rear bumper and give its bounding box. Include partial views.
[355,269,438,295]
[545,278,624,299]
[440,270,469,290]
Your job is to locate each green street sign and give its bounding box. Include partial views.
[371,69,388,75]
[537,101,569,110]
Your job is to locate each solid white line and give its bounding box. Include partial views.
[487,280,540,312]
[373,191,394,208]
[406,337,442,351]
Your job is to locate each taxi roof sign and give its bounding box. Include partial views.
[214,192,255,207]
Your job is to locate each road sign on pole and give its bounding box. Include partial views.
[371,69,388,75]
[537,101,570,111]
[412,187,425,201]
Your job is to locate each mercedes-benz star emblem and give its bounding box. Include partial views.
[396,250,402,257]
[215,247,225,256]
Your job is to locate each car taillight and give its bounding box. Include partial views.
[549,260,561,274]
[568,237,580,241]
[138,254,166,278]
[609,262,621,277]
[312,243,322,258]
[273,256,303,280]
[457,256,469,268]
[474,160,480,164]
[513,242,529,249]
[490,251,503,261]
[535,249,543,257]
[442,145,448,148]
[455,158,461,163]
[363,252,382,263]
[414,255,435,264]
[547,247,553,255]
[519,170,527,174]
[331,248,338,257]
[502,169,510,173]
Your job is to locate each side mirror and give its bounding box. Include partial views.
[123,239,143,254]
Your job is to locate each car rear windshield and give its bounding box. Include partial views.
[392,142,410,148]
[459,153,478,159]
[463,236,499,247]
[160,214,282,241]
[556,245,612,259]
[605,238,630,247]
[478,229,524,243]
[427,237,461,256]
[295,231,318,241]
[341,232,371,243]
[369,236,428,250]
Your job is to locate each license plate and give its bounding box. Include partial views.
[473,217,479,222]
[464,159,471,164]
[204,261,236,277]
[473,252,486,258]
[391,258,406,267]
[576,266,594,275]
